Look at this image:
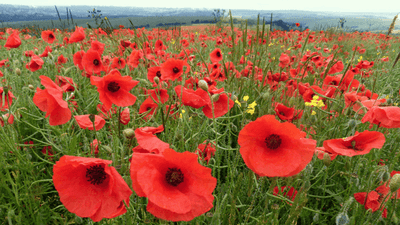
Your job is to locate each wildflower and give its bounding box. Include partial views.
[160,58,190,81]
[132,125,169,154]
[90,69,139,111]
[243,96,249,101]
[53,156,132,222]
[41,30,57,44]
[74,114,106,131]
[33,76,71,126]
[235,99,241,107]
[209,48,223,63]
[311,110,316,115]
[361,106,400,128]
[0,87,15,112]
[4,29,21,49]
[273,186,298,205]
[120,108,130,125]
[130,148,217,221]
[238,115,316,177]
[195,140,216,164]
[323,130,385,157]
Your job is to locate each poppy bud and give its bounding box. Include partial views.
[211,93,220,102]
[123,128,135,139]
[101,145,113,153]
[231,95,238,102]
[15,68,21,76]
[348,119,357,129]
[153,76,160,84]
[389,173,400,193]
[322,152,331,167]
[198,80,208,91]
[382,171,391,183]
[48,52,53,59]
[261,92,270,100]
[28,84,34,90]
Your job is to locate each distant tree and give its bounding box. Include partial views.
[212,9,228,29]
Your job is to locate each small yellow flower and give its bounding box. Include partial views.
[248,101,257,109]
[243,96,249,101]
[394,103,398,106]
[104,17,108,20]
[281,45,284,48]
[272,57,275,60]
[235,99,241,107]
[357,56,363,62]
[377,52,381,55]
[311,110,316,115]
[287,47,291,50]
[246,108,255,115]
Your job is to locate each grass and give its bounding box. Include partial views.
[0,9,400,225]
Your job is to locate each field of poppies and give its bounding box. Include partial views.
[1,11,400,224]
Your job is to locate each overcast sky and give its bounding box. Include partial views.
[5,0,400,13]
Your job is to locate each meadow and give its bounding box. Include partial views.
[1,10,400,225]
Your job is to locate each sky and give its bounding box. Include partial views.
[5,0,400,13]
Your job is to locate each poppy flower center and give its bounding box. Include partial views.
[173,67,179,73]
[350,140,361,151]
[265,134,282,149]
[49,34,54,39]
[86,165,107,185]
[156,71,162,78]
[216,51,221,57]
[93,59,99,65]
[165,167,184,186]
[108,82,120,92]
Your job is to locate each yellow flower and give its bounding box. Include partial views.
[272,57,275,60]
[246,108,255,115]
[311,110,316,115]
[248,101,257,109]
[243,96,249,101]
[104,17,108,20]
[394,103,398,106]
[377,52,381,55]
[357,56,363,62]
[235,99,241,107]
[287,47,291,50]
[281,45,284,48]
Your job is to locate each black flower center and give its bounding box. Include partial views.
[265,134,282,150]
[156,71,162,78]
[86,165,107,185]
[165,167,184,186]
[173,67,179,73]
[216,51,221,57]
[49,34,54,39]
[107,82,120,92]
[93,59,99,65]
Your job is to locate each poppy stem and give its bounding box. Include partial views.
[118,107,121,138]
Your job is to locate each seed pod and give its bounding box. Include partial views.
[211,93,220,102]
[123,128,135,139]
[198,80,208,91]
[322,153,331,167]
[389,174,400,193]
[15,68,21,76]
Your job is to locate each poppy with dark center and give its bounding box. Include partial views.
[238,115,316,177]
[273,102,303,122]
[130,148,217,221]
[160,58,190,81]
[53,156,132,222]
[139,97,159,121]
[209,48,223,63]
[41,30,57,44]
[82,49,105,75]
[68,26,86,44]
[323,130,385,157]
[91,69,139,111]
[110,57,126,70]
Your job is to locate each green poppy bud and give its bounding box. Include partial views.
[123,128,135,139]
[389,174,400,193]
[198,80,208,91]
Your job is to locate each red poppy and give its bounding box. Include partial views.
[90,69,139,111]
[174,85,208,109]
[90,139,100,156]
[41,30,57,44]
[147,66,163,85]
[110,57,126,70]
[315,146,338,161]
[354,191,388,218]
[202,93,234,119]
[0,87,15,112]
[57,54,68,65]
[82,49,105,75]
[53,155,132,222]
[323,130,385,157]
[194,140,216,164]
[4,30,21,49]
[209,48,223,63]
[295,23,300,27]
[68,26,86,44]
[0,113,14,127]
[25,55,44,72]
[130,148,217,222]
[139,97,158,121]
[160,58,190,81]
[73,50,85,70]
[238,115,316,177]
[361,106,400,128]
[274,102,303,122]
[74,115,106,131]
[33,76,71,126]
[55,76,76,92]
[133,125,169,154]
[278,53,290,68]
[273,186,298,205]
[120,107,130,125]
